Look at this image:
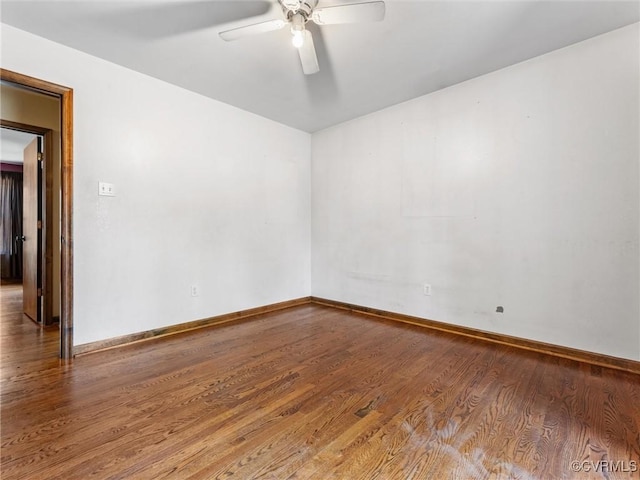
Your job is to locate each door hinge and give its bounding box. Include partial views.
[37,152,43,161]
[37,288,42,297]
[37,220,42,229]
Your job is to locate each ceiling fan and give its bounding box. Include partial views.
[219,0,386,75]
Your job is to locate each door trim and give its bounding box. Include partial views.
[1,68,74,359]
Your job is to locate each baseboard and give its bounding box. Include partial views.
[73,294,640,374]
[74,297,312,356]
[311,297,640,375]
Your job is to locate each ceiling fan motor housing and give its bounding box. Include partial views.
[280,0,319,20]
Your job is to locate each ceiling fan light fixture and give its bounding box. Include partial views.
[291,28,305,48]
[290,13,306,49]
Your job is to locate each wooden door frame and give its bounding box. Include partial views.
[1,68,74,360]
[1,122,54,326]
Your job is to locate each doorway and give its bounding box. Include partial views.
[0,69,74,359]
[1,126,52,326]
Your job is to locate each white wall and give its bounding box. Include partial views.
[312,24,640,361]
[1,24,311,346]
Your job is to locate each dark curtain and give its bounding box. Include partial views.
[1,171,23,279]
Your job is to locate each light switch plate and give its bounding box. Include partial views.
[99,182,115,196]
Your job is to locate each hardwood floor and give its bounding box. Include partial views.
[1,284,639,479]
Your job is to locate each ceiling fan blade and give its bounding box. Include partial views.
[311,1,385,25]
[298,30,319,75]
[219,19,286,41]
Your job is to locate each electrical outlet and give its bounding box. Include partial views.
[423,284,432,296]
[191,285,199,297]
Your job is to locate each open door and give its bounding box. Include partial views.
[22,137,42,323]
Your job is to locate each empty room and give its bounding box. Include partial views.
[1,0,639,478]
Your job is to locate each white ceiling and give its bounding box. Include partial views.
[1,0,638,132]
[0,128,37,164]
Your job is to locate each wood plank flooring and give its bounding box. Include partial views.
[1,283,639,479]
